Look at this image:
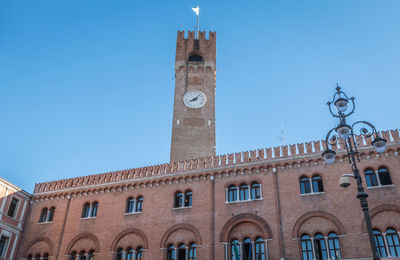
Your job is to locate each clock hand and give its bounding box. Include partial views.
[189,96,199,102]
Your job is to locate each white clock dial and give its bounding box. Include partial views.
[183,90,207,109]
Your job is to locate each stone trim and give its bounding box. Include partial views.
[23,237,54,257]
[292,211,346,238]
[64,232,100,254]
[110,228,149,250]
[159,223,202,248]
[362,204,400,233]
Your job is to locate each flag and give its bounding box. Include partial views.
[192,6,199,16]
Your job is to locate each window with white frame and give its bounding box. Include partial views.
[39,207,55,223]
[166,242,196,260]
[373,227,400,258]
[226,181,263,203]
[125,196,144,214]
[173,190,192,208]
[7,197,19,218]
[365,166,393,188]
[300,175,324,195]
[300,232,341,260]
[226,237,267,260]
[81,201,98,219]
[0,235,10,258]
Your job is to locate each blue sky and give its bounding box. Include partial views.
[1,0,399,192]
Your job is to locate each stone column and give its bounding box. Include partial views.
[251,241,255,259]
[324,237,331,260]
[382,233,390,257]
[310,238,316,260]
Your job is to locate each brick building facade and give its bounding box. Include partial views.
[12,31,400,260]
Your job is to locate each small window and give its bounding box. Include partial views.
[115,248,123,260]
[167,244,175,260]
[82,203,91,218]
[188,54,203,61]
[126,197,135,213]
[312,175,324,193]
[7,197,19,218]
[135,246,143,260]
[0,236,9,258]
[301,234,313,260]
[27,254,33,260]
[365,168,378,187]
[185,191,192,207]
[228,185,237,202]
[255,237,265,260]
[42,253,49,260]
[87,250,95,260]
[243,238,252,260]
[91,202,98,217]
[378,167,393,186]
[239,184,249,201]
[174,192,183,208]
[314,233,328,260]
[79,250,86,259]
[251,182,262,200]
[231,239,241,260]
[34,254,41,259]
[300,177,311,194]
[136,196,143,212]
[328,232,341,259]
[39,208,48,223]
[126,247,134,260]
[386,228,400,257]
[69,251,77,260]
[189,243,196,260]
[48,207,55,222]
[178,243,186,260]
[373,229,387,257]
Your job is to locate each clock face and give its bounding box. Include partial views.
[183,90,207,109]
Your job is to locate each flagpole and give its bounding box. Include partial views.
[196,10,199,39]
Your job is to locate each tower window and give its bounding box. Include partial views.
[188,54,203,62]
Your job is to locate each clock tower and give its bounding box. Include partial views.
[170,31,216,162]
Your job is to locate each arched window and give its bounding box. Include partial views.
[312,175,324,193]
[42,253,49,260]
[136,196,143,212]
[301,234,313,260]
[178,243,186,260]
[300,177,311,194]
[327,232,341,259]
[314,233,328,260]
[239,183,249,201]
[87,250,95,260]
[365,168,378,187]
[27,254,33,260]
[231,239,241,260]
[188,54,203,61]
[255,237,266,260]
[34,254,41,260]
[48,207,55,222]
[39,208,48,223]
[69,251,77,260]
[135,246,143,260]
[79,250,86,259]
[126,247,134,260]
[126,197,135,213]
[81,203,90,218]
[115,248,123,260]
[189,242,196,260]
[185,190,192,207]
[251,182,262,200]
[378,167,393,186]
[174,192,184,208]
[373,229,387,257]
[228,185,237,202]
[243,238,252,260]
[386,228,400,257]
[167,244,175,260]
[91,202,98,217]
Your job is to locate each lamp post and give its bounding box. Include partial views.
[322,85,387,260]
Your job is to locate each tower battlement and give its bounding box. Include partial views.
[177,30,216,42]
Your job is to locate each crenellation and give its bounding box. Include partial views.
[235,152,242,164]
[273,147,280,158]
[258,149,265,160]
[305,142,312,153]
[297,143,305,155]
[381,130,390,142]
[250,150,257,161]
[281,146,289,157]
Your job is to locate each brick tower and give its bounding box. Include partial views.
[170,31,216,162]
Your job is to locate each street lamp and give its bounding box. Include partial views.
[322,85,387,260]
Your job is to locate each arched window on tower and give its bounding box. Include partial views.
[81,203,90,218]
[136,196,143,212]
[126,197,135,213]
[365,168,378,187]
[300,177,311,194]
[251,182,262,200]
[373,229,387,257]
[311,175,324,193]
[377,166,393,186]
[255,237,266,260]
[301,234,313,260]
[184,190,192,207]
[189,242,196,260]
[91,201,98,217]
[386,228,400,257]
[314,233,328,260]
[228,185,237,202]
[188,54,203,62]
[327,232,341,259]
[239,183,249,201]
[39,208,48,223]
[174,192,184,208]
